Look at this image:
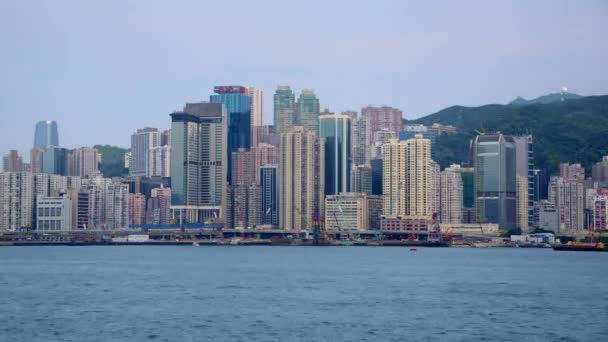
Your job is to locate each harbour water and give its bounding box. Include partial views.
[1,246,606,341]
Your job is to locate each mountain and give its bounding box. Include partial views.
[413,95,608,175]
[94,145,128,178]
[508,92,583,106]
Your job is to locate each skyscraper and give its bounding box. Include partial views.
[473,133,517,230]
[400,125,437,160]
[248,87,264,149]
[548,176,584,232]
[279,127,325,230]
[559,162,585,181]
[382,135,432,220]
[352,115,372,167]
[2,150,24,172]
[69,147,101,178]
[273,86,295,134]
[592,156,608,183]
[148,145,171,178]
[429,160,441,217]
[361,106,402,136]
[42,147,68,176]
[296,89,320,133]
[440,164,464,224]
[260,165,279,226]
[351,165,372,195]
[371,129,396,159]
[319,114,351,195]
[513,135,534,230]
[34,120,59,148]
[130,127,160,177]
[210,86,252,184]
[170,102,226,223]
[225,148,256,229]
[105,183,130,229]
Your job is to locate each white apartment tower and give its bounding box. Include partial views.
[382,134,432,220]
[440,164,464,224]
[279,127,325,230]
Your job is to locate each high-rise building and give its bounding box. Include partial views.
[295,89,320,133]
[371,158,383,195]
[429,160,440,218]
[129,192,146,226]
[105,183,130,229]
[146,186,171,225]
[592,195,608,231]
[559,162,585,181]
[248,87,264,148]
[592,156,608,183]
[0,172,34,231]
[473,134,517,230]
[130,127,160,177]
[319,114,351,195]
[68,147,101,178]
[459,167,475,223]
[352,115,371,167]
[34,120,59,148]
[254,143,278,184]
[210,86,252,184]
[513,135,534,230]
[279,127,325,230]
[30,147,45,174]
[400,125,437,159]
[248,184,261,228]
[148,145,171,178]
[371,129,396,159]
[516,175,529,232]
[231,148,255,186]
[548,176,584,232]
[2,150,24,172]
[352,165,372,195]
[36,194,72,231]
[225,148,256,228]
[260,165,279,226]
[273,86,296,134]
[42,147,68,176]
[170,102,226,223]
[382,135,432,220]
[440,164,464,224]
[361,106,402,136]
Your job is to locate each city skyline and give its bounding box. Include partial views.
[2,0,608,157]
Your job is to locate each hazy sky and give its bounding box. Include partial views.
[1,0,607,159]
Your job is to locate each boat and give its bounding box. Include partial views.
[553,241,606,252]
[192,241,200,247]
[410,248,417,251]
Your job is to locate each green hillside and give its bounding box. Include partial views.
[94,145,128,178]
[413,95,608,175]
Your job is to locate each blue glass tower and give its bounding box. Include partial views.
[319,114,351,195]
[210,86,251,185]
[260,165,279,225]
[34,120,59,148]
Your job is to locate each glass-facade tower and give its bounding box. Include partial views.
[273,86,295,134]
[260,165,279,225]
[319,114,351,195]
[210,86,251,185]
[296,90,319,133]
[170,103,226,209]
[474,133,517,230]
[34,120,59,148]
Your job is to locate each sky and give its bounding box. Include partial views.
[1,0,607,159]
